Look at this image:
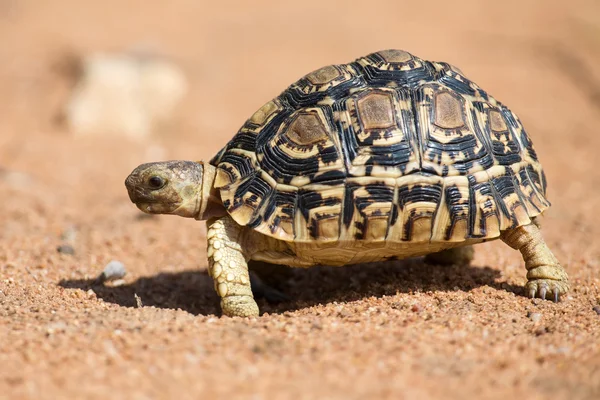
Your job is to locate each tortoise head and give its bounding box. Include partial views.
[125,160,212,219]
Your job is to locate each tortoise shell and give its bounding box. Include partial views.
[210,49,549,243]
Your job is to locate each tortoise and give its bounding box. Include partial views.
[125,49,569,317]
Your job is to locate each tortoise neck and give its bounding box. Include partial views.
[196,162,227,221]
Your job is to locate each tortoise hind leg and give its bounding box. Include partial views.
[248,260,291,303]
[424,246,475,266]
[500,220,569,301]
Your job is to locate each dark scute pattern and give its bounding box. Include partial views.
[389,201,399,226]
[438,73,478,98]
[260,143,332,185]
[526,164,544,193]
[224,131,256,152]
[353,221,366,240]
[500,107,538,163]
[247,214,263,228]
[253,108,294,148]
[343,185,355,228]
[219,152,255,180]
[282,77,366,109]
[490,175,516,200]
[397,183,442,208]
[443,184,471,240]
[236,174,272,207]
[336,102,359,163]
[470,107,493,154]
[472,101,487,113]
[228,173,275,229]
[520,132,539,162]
[230,174,256,209]
[363,183,394,199]
[218,105,293,169]
[347,184,394,240]
[486,108,522,165]
[339,90,416,170]
[541,170,548,195]
[261,190,297,234]
[257,106,341,185]
[347,182,394,218]
[320,145,340,164]
[423,134,493,175]
[363,143,413,167]
[298,190,341,221]
[517,167,534,196]
[467,176,497,238]
[314,171,347,183]
[261,195,278,222]
[352,60,438,88]
[492,141,521,165]
[489,175,517,223]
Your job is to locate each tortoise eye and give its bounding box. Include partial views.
[148,176,165,189]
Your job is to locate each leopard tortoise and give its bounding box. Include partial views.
[125,49,568,317]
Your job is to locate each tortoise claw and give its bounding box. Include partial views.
[539,285,547,300]
[525,279,568,302]
[529,287,537,299]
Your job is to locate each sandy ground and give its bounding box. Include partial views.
[1,1,600,399]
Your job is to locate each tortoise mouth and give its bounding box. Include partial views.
[127,185,181,213]
[126,185,174,204]
[134,201,181,214]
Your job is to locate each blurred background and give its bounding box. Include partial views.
[1,1,599,398]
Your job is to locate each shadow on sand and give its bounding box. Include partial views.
[59,258,522,316]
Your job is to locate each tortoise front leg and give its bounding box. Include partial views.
[206,216,259,317]
[500,220,569,301]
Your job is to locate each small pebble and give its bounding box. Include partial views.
[527,311,542,323]
[60,226,78,242]
[56,244,75,255]
[94,260,127,284]
[109,279,126,287]
[134,293,143,308]
[592,306,600,316]
[411,304,423,313]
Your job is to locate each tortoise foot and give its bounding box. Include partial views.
[221,295,260,317]
[525,279,568,302]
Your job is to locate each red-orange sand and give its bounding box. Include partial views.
[1,1,599,399]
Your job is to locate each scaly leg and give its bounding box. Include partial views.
[206,216,259,317]
[500,221,569,301]
[424,246,475,266]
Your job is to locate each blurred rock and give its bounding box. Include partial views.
[56,244,75,255]
[0,168,32,188]
[60,226,78,243]
[94,260,127,285]
[527,311,542,323]
[63,52,188,139]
